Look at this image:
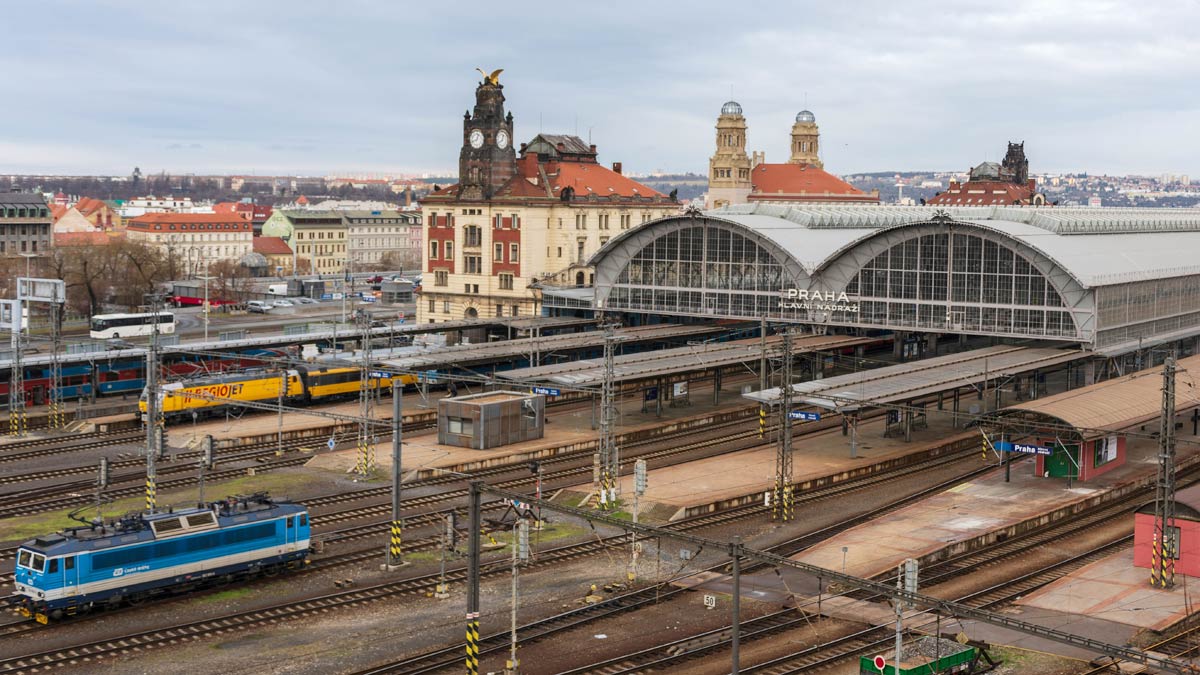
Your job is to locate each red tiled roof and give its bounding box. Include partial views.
[49,204,68,220]
[296,195,309,205]
[127,212,252,232]
[74,197,108,216]
[253,236,293,255]
[927,180,1034,206]
[54,232,113,247]
[748,164,873,201]
[546,162,665,199]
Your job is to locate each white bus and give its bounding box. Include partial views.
[89,312,177,340]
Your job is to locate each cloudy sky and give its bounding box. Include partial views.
[4,1,1198,177]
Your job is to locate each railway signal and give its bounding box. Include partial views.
[97,457,110,489]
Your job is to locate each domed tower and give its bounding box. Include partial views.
[707,101,754,208]
[789,109,822,168]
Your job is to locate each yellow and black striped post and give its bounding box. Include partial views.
[982,435,989,461]
[145,475,157,512]
[1150,532,1161,587]
[389,520,403,560]
[1165,539,1176,589]
[465,611,480,674]
[758,405,767,439]
[782,483,793,522]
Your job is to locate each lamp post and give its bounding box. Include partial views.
[18,252,36,278]
[197,274,214,343]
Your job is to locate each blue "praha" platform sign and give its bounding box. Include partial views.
[994,440,1053,456]
[788,410,821,421]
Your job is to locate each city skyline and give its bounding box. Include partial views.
[4,1,1200,177]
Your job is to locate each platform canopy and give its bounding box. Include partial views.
[499,333,876,388]
[743,345,1085,413]
[996,353,1200,438]
[376,324,724,372]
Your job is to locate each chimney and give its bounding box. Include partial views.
[519,142,527,152]
[612,162,623,175]
[405,185,413,207]
[589,144,597,154]
[556,142,566,152]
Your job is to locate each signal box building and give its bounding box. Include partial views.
[437,391,544,450]
[1134,483,1200,578]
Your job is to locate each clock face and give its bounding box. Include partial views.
[496,130,510,150]
[469,129,484,149]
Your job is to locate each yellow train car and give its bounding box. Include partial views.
[298,366,418,402]
[140,370,303,421]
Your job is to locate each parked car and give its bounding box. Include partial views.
[246,300,272,313]
[272,300,294,308]
[295,297,317,305]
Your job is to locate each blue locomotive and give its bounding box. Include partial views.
[12,493,310,623]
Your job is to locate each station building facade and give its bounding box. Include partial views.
[585,203,1200,361]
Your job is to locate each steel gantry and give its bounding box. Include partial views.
[356,308,377,478]
[470,483,1200,675]
[774,330,795,521]
[597,322,620,509]
[1152,353,1179,588]
[4,278,66,436]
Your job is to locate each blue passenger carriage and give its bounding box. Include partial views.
[12,493,309,622]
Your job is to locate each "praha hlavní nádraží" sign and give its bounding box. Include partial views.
[779,289,860,313]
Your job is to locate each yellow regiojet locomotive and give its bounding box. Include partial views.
[139,366,416,422]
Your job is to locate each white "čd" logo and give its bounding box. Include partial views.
[112,568,124,577]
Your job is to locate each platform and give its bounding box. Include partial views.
[791,432,1200,580]
[564,403,980,520]
[1018,548,1198,632]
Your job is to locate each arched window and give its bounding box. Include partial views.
[841,231,1074,337]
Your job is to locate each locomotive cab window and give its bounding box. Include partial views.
[300,514,307,527]
[64,556,74,570]
[287,517,294,529]
[17,550,31,568]
[48,558,58,573]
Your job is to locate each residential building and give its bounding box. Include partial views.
[418,72,679,323]
[73,197,120,230]
[51,207,97,233]
[345,210,422,269]
[253,236,294,275]
[262,210,347,275]
[928,142,1048,206]
[125,212,253,277]
[0,192,53,260]
[261,208,423,274]
[214,202,273,235]
[706,102,876,208]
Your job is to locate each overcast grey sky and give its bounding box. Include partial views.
[4,1,1198,177]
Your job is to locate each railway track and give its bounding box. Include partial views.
[342,452,998,675]
[0,437,990,672]
[561,538,1135,675]
[0,431,143,466]
[394,453,1166,675]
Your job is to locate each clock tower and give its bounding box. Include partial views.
[459,71,517,200]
